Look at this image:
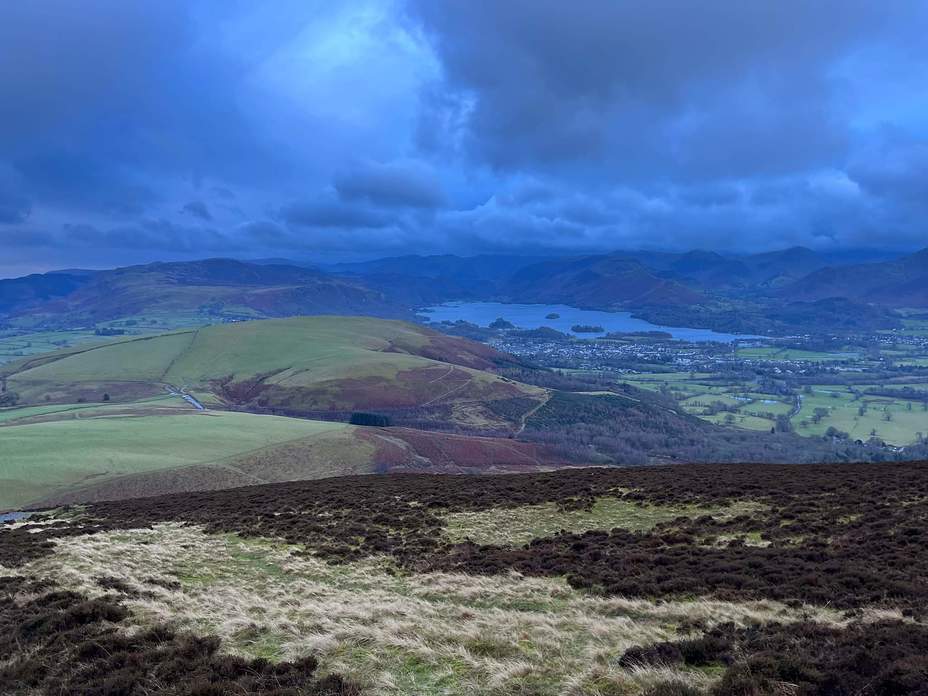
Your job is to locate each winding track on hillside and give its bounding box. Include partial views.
[515,390,552,435]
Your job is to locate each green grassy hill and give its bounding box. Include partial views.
[0,316,561,509]
[2,316,544,431]
[0,411,367,510]
[163,316,445,384]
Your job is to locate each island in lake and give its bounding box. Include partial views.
[571,324,605,333]
[545,312,560,320]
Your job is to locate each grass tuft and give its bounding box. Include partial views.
[23,523,843,696]
[442,496,762,546]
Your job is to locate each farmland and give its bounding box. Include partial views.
[794,385,928,444]
[4,463,928,695]
[0,410,362,510]
[1,316,543,432]
[488,324,928,448]
[0,401,569,511]
[3,315,926,514]
[617,372,927,444]
[0,329,102,366]
[0,312,215,365]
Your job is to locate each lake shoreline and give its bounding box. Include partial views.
[418,301,763,343]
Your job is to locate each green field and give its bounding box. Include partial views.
[160,317,435,386]
[896,358,928,367]
[736,346,858,362]
[0,329,105,365]
[9,330,196,383]
[0,316,549,510]
[794,387,927,445]
[0,310,215,366]
[620,364,928,443]
[4,316,504,397]
[0,394,188,425]
[0,410,353,510]
[623,372,793,432]
[895,319,928,337]
[1,316,539,427]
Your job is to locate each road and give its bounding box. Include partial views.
[165,385,206,411]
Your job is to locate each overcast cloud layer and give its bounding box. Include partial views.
[1,0,926,275]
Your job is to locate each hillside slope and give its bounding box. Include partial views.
[0,271,91,315]
[4,258,405,327]
[0,411,364,510]
[507,255,704,308]
[0,409,564,510]
[657,247,832,290]
[781,248,928,306]
[2,316,545,432]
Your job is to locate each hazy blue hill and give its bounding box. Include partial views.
[661,250,754,288]
[4,248,923,331]
[323,254,554,305]
[782,248,928,307]
[651,247,834,290]
[124,258,331,286]
[744,246,830,284]
[0,272,92,315]
[332,253,545,279]
[1,259,406,327]
[506,254,705,308]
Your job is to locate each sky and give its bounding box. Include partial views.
[1,0,927,277]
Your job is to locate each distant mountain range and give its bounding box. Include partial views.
[0,258,406,327]
[329,245,921,309]
[506,255,705,307]
[0,247,923,333]
[779,248,928,307]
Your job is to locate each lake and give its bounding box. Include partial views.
[0,511,30,523]
[420,302,758,343]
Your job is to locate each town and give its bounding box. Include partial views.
[435,318,928,448]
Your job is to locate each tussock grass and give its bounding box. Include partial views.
[23,523,847,696]
[442,497,763,546]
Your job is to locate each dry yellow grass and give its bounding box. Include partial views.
[442,497,764,546]
[16,523,865,696]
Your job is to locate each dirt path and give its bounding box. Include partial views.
[516,390,552,435]
[427,365,455,384]
[419,370,473,407]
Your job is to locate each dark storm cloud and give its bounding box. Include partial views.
[182,201,213,221]
[10,152,159,216]
[280,196,391,230]
[334,160,445,209]
[1,0,927,273]
[407,0,914,180]
[63,219,233,252]
[0,1,265,206]
[848,135,928,203]
[402,0,928,252]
